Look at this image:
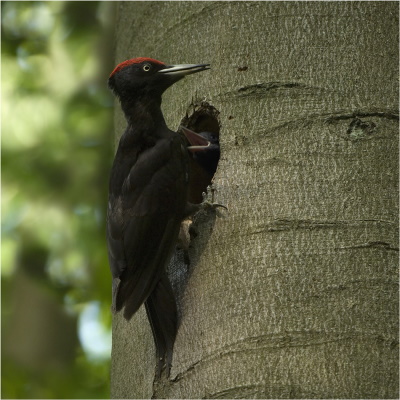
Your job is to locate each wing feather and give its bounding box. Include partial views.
[106,134,187,317]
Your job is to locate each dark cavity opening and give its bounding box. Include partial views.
[179,102,221,204]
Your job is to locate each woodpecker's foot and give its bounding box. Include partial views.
[200,201,228,212]
[184,201,227,219]
[194,201,228,220]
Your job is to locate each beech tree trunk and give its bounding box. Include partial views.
[110,2,399,398]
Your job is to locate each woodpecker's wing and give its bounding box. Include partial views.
[107,134,187,319]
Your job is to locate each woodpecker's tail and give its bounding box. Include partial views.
[145,270,177,378]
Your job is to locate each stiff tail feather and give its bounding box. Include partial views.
[145,271,177,377]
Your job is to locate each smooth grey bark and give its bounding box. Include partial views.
[110,2,398,398]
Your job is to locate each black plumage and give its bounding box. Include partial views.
[106,58,209,375]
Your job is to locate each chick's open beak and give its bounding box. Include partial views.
[181,126,211,152]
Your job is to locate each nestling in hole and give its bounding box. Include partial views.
[180,108,221,203]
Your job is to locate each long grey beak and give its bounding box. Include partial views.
[158,63,210,76]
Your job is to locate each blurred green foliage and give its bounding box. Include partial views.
[2,1,116,398]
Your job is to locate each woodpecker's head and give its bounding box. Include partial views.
[108,57,210,101]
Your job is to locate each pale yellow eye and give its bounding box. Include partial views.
[143,64,151,72]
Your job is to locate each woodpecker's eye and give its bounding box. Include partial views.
[143,64,151,72]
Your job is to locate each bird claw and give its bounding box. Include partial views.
[200,201,228,212]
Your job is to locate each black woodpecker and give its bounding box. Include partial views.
[107,57,210,376]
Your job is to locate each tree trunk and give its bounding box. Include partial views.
[110,2,398,398]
